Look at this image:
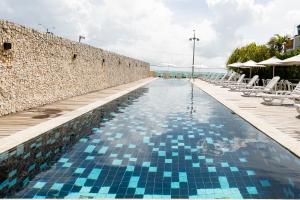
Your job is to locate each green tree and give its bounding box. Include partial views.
[267,34,291,54]
[227,43,271,65]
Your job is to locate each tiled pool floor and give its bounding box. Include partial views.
[11,79,300,198]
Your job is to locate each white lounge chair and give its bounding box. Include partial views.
[229,75,259,91]
[208,74,222,83]
[261,82,300,105]
[223,74,245,87]
[217,72,237,86]
[241,76,280,97]
[295,104,300,114]
[211,73,227,84]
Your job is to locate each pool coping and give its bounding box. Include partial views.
[0,77,157,154]
[192,79,300,158]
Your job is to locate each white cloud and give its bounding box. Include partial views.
[0,0,300,71]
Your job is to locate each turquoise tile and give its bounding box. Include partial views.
[75,178,87,186]
[218,176,229,189]
[230,167,239,172]
[179,172,188,182]
[172,152,178,156]
[84,145,96,153]
[185,155,192,160]
[128,144,136,148]
[123,154,131,158]
[128,176,139,188]
[158,151,166,156]
[165,159,172,163]
[206,158,213,163]
[135,187,145,195]
[0,179,8,190]
[33,181,46,189]
[8,170,17,177]
[206,137,213,144]
[88,168,102,180]
[92,139,101,143]
[98,146,108,154]
[115,133,123,139]
[33,195,46,199]
[8,178,17,188]
[171,182,180,189]
[260,180,271,187]
[98,186,110,194]
[80,186,92,193]
[246,186,258,195]
[58,158,68,163]
[62,162,72,168]
[221,162,229,167]
[115,144,123,148]
[86,156,95,160]
[192,163,200,167]
[126,165,135,172]
[149,167,157,172]
[74,168,85,174]
[79,138,88,143]
[247,170,255,176]
[129,157,137,162]
[110,153,118,158]
[239,158,247,162]
[142,162,150,167]
[143,137,150,143]
[198,156,205,160]
[208,167,216,172]
[50,183,63,191]
[164,171,172,177]
[112,159,122,166]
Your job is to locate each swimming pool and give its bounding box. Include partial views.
[7,79,300,198]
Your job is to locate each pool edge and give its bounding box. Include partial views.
[192,79,300,158]
[0,77,158,154]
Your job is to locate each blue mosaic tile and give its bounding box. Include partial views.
[33,182,46,189]
[246,186,258,195]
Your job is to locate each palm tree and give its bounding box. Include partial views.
[267,34,291,54]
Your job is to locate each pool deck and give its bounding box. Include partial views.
[0,77,156,154]
[193,79,300,157]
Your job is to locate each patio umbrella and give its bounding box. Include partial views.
[279,54,300,65]
[241,60,266,78]
[258,57,282,77]
[227,62,243,68]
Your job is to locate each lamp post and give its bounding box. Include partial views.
[79,35,86,43]
[38,24,55,34]
[189,30,199,79]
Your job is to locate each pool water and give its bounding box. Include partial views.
[12,79,300,198]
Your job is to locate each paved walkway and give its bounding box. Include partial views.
[193,79,300,157]
[0,78,155,153]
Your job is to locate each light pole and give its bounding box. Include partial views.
[189,30,199,79]
[79,35,86,43]
[38,24,55,34]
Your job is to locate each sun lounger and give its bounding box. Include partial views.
[261,82,300,105]
[241,76,280,97]
[295,104,300,114]
[211,73,228,84]
[223,74,245,87]
[217,72,236,86]
[229,75,259,91]
[208,73,223,83]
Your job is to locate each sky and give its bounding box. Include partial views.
[0,0,300,72]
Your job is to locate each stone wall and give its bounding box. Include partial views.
[0,20,150,116]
